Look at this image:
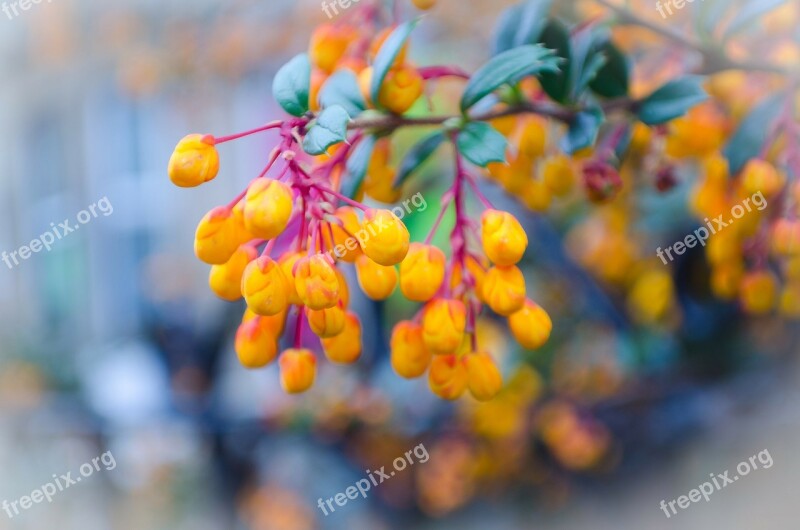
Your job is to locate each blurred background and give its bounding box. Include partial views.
[1,0,799,528]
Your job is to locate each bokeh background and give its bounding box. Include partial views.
[1,0,799,528]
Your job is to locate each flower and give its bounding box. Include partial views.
[361,209,410,266]
[244,179,295,240]
[508,300,551,349]
[309,24,354,74]
[428,354,468,400]
[400,243,446,302]
[235,315,283,368]
[355,254,397,300]
[464,352,503,401]
[194,207,241,265]
[422,299,466,354]
[481,209,528,266]
[168,134,219,188]
[241,256,291,316]
[378,65,424,115]
[209,245,258,301]
[739,270,778,314]
[390,321,432,378]
[295,255,340,310]
[482,265,526,316]
[321,312,362,363]
[279,349,317,393]
[307,301,347,338]
[278,251,304,305]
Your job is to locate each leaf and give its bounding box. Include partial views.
[537,20,572,103]
[568,27,606,100]
[394,132,445,187]
[723,94,783,175]
[460,45,560,112]
[589,41,629,98]
[636,76,708,125]
[341,135,377,199]
[302,105,350,156]
[272,53,311,117]
[456,122,508,167]
[370,20,419,107]
[724,0,787,38]
[560,107,603,154]
[319,70,366,118]
[492,0,554,55]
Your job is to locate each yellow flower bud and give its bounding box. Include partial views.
[244,179,294,240]
[465,352,503,401]
[241,256,291,316]
[336,267,350,307]
[627,269,674,324]
[771,218,800,256]
[400,243,446,302]
[378,66,424,115]
[279,349,316,393]
[390,321,432,378]
[168,134,219,188]
[412,0,436,10]
[194,207,241,265]
[710,262,744,300]
[360,209,410,266]
[482,265,526,316]
[309,24,354,74]
[329,207,363,263]
[428,354,468,400]
[481,209,528,266]
[542,154,576,196]
[739,270,778,315]
[358,67,374,105]
[209,245,258,301]
[517,117,547,159]
[235,317,280,369]
[508,300,551,349]
[295,255,340,310]
[740,159,785,198]
[278,251,304,305]
[355,254,397,300]
[422,299,466,354]
[370,27,408,68]
[522,179,552,212]
[780,281,800,318]
[321,312,362,364]
[306,301,346,338]
[231,201,257,246]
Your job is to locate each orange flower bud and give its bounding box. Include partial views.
[279,349,316,393]
[309,24,353,74]
[295,255,340,310]
[422,299,466,354]
[740,159,785,198]
[355,254,397,300]
[244,179,294,240]
[370,27,408,67]
[771,218,800,256]
[321,312,362,364]
[412,0,436,9]
[739,270,778,315]
[542,154,577,196]
[209,245,258,301]
[378,66,424,115]
[235,317,280,368]
[780,281,800,318]
[482,265,526,316]
[309,68,327,112]
[390,321,431,378]
[329,207,363,262]
[517,117,547,158]
[465,352,503,401]
[400,243,446,302]
[306,301,346,338]
[231,201,257,246]
[360,209,410,266]
[194,207,241,265]
[336,267,350,307]
[710,262,744,300]
[358,67,373,105]
[522,179,552,212]
[481,209,528,266]
[508,300,551,349]
[428,354,468,400]
[241,256,291,316]
[278,251,304,305]
[168,134,219,188]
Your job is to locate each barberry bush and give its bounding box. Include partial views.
[167,0,799,407]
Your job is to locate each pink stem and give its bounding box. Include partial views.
[419,66,471,81]
[215,121,283,144]
[311,184,369,211]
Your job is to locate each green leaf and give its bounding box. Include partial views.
[341,135,377,199]
[302,105,350,156]
[272,53,311,117]
[589,41,629,98]
[636,76,708,125]
[319,70,366,118]
[492,0,554,55]
[568,28,606,100]
[724,0,787,38]
[560,107,603,154]
[537,20,572,103]
[723,94,783,174]
[370,20,419,108]
[394,132,445,187]
[460,45,560,112]
[456,122,507,167]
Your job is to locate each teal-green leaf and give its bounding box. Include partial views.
[723,94,783,174]
[492,0,554,55]
[394,132,445,187]
[457,122,507,167]
[636,76,708,125]
[272,53,311,117]
[460,45,560,112]
[302,105,350,156]
[370,20,420,108]
[589,41,629,98]
[319,70,366,118]
[341,135,377,199]
[560,107,603,154]
[537,20,572,103]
